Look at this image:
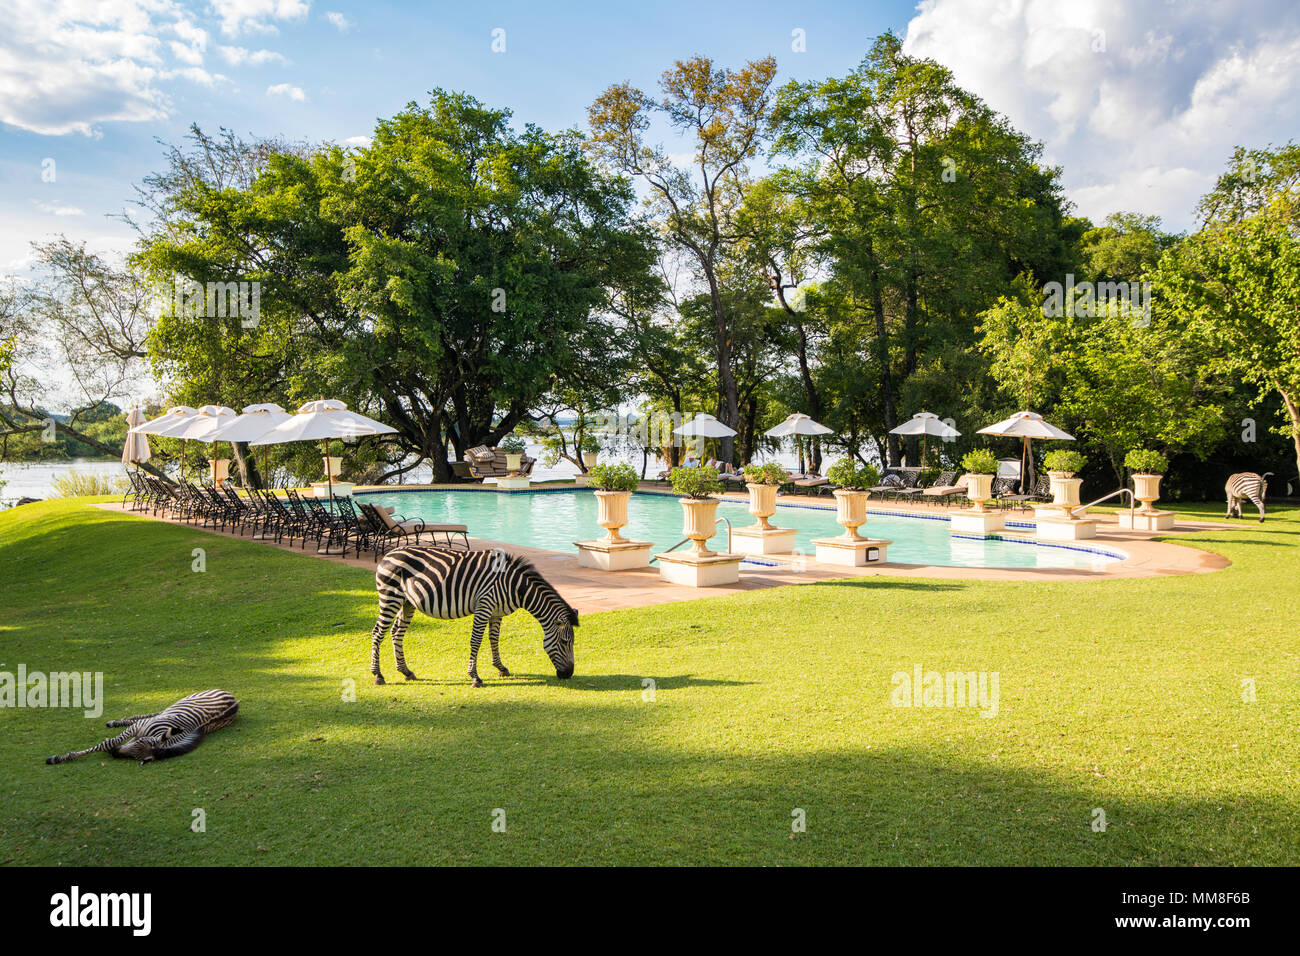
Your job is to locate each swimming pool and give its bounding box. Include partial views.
[358,489,1124,571]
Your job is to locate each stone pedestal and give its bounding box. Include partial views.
[573,474,589,488]
[656,550,743,587]
[575,539,654,571]
[1033,515,1098,540]
[731,525,798,555]
[949,509,1006,535]
[311,481,354,499]
[812,536,891,566]
[1116,509,1175,531]
[497,476,531,490]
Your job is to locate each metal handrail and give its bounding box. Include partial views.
[1071,487,1136,520]
[649,516,733,564]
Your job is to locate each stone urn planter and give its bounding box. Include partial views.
[746,482,779,530]
[680,497,721,554]
[1048,471,1083,514]
[505,452,523,473]
[583,451,599,471]
[965,473,995,513]
[323,456,343,479]
[832,488,871,540]
[1131,473,1163,514]
[594,490,631,544]
[209,458,230,487]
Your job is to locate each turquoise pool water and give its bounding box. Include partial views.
[359,489,1123,570]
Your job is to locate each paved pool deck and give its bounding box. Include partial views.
[96,483,1232,614]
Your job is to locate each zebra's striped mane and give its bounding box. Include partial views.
[506,552,578,625]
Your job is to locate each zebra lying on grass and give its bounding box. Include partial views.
[370,546,578,687]
[1225,472,1271,523]
[46,690,239,765]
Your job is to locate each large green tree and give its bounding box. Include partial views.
[137,94,651,481]
[588,55,779,464]
[772,32,1075,466]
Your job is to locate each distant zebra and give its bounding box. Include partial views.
[370,546,578,687]
[45,690,239,765]
[1225,472,1271,522]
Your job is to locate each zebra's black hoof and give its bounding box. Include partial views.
[496,667,511,677]
[374,674,386,686]
[401,670,417,681]
[45,756,56,765]
[471,677,484,688]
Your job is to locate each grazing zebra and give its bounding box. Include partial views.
[1225,472,1271,523]
[370,546,577,687]
[45,690,239,765]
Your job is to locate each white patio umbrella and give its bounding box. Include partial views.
[889,411,961,465]
[977,411,1075,494]
[169,405,237,486]
[129,405,200,480]
[673,413,737,463]
[766,413,833,474]
[121,408,150,469]
[250,399,396,502]
[209,403,294,484]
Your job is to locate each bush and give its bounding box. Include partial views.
[327,440,344,456]
[1125,449,1168,474]
[1043,450,1087,475]
[499,434,527,454]
[960,449,999,475]
[587,461,639,492]
[827,458,881,491]
[670,465,723,498]
[743,462,790,485]
[50,470,128,498]
[917,467,941,486]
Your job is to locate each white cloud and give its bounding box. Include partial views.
[325,11,352,31]
[0,0,172,135]
[903,0,1300,230]
[33,200,85,217]
[343,135,371,147]
[208,0,311,37]
[218,45,288,65]
[266,82,307,101]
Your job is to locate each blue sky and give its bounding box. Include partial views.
[2,0,1298,276]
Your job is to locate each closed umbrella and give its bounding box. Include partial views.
[250,399,396,503]
[976,411,1075,494]
[673,413,738,464]
[129,405,200,480]
[209,403,294,485]
[765,413,833,474]
[121,408,150,469]
[889,411,961,466]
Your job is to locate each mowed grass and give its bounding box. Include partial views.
[0,497,1297,866]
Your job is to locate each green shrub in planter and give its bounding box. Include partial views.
[327,440,345,457]
[743,462,791,485]
[1124,449,1168,474]
[670,465,724,498]
[960,449,999,475]
[587,461,639,492]
[827,459,881,491]
[1043,450,1087,475]
[499,434,527,454]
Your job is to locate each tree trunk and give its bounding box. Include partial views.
[867,254,899,467]
[1279,385,1300,486]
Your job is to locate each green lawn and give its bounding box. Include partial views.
[1,497,1296,865]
